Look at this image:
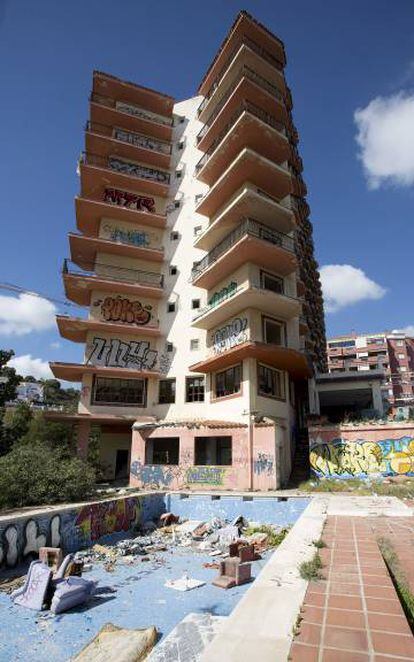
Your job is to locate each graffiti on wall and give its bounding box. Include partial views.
[86,337,158,371]
[208,282,238,308]
[116,101,171,127]
[186,467,226,485]
[310,436,414,478]
[104,188,156,213]
[95,296,153,326]
[109,158,170,184]
[114,129,169,155]
[212,318,248,355]
[75,498,139,543]
[102,223,152,248]
[254,452,274,476]
[130,462,227,488]
[0,515,61,568]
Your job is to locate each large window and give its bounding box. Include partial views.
[186,376,205,402]
[257,364,285,400]
[146,437,179,465]
[260,270,284,294]
[158,379,176,404]
[262,316,285,346]
[214,364,242,398]
[92,377,147,406]
[195,436,232,465]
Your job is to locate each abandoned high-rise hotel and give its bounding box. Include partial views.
[49,11,326,490]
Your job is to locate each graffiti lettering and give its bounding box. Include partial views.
[186,467,226,485]
[104,188,156,213]
[86,337,158,371]
[116,101,172,127]
[100,296,152,326]
[102,223,152,248]
[114,129,170,154]
[75,498,139,543]
[254,452,274,476]
[212,317,248,354]
[109,158,170,184]
[130,461,177,489]
[208,281,237,308]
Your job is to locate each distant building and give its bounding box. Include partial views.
[327,332,414,410]
[15,381,44,403]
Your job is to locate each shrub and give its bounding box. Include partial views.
[299,552,323,580]
[245,524,290,547]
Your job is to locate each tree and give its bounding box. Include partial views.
[41,379,79,411]
[0,350,21,406]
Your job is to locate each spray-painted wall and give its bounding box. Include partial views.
[0,493,164,568]
[309,423,414,479]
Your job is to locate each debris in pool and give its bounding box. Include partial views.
[212,557,252,589]
[73,622,157,662]
[160,512,179,526]
[165,573,206,591]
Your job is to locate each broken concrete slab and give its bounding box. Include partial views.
[73,623,157,661]
[147,613,225,662]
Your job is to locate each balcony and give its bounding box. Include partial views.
[195,148,292,219]
[90,92,173,142]
[93,70,174,117]
[75,195,167,237]
[50,361,160,383]
[195,186,295,251]
[197,66,286,153]
[85,121,171,170]
[195,101,289,186]
[63,259,164,306]
[79,152,170,199]
[191,283,301,330]
[69,233,164,268]
[189,341,310,380]
[198,39,285,124]
[191,218,296,289]
[57,315,161,343]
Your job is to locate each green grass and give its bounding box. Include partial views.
[299,552,324,581]
[313,538,327,549]
[378,537,414,632]
[245,524,290,547]
[298,477,414,499]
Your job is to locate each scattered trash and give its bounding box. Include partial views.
[212,558,252,590]
[73,622,157,661]
[51,576,97,614]
[160,512,179,526]
[165,573,206,592]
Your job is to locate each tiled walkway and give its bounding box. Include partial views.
[289,516,414,661]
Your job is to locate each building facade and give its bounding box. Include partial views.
[50,11,326,489]
[327,332,414,410]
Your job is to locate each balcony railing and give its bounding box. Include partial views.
[198,37,284,115]
[191,218,295,281]
[197,65,284,142]
[86,121,172,155]
[63,258,164,288]
[90,92,173,127]
[195,100,286,173]
[81,152,171,185]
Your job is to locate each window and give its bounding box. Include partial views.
[169,265,177,276]
[194,225,202,236]
[92,377,147,406]
[398,353,406,359]
[192,299,200,309]
[195,436,232,466]
[214,365,242,398]
[190,339,199,351]
[260,270,284,294]
[167,302,176,313]
[158,379,176,404]
[396,340,404,347]
[146,437,179,465]
[257,364,285,400]
[195,194,203,203]
[400,366,407,372]
[175,169,182,178]
[166,342,174,352]
[174,200,180,209]
[170,231,179,240]
[262,316,284,346]
[186,376,205,402]
[177,141,184,150]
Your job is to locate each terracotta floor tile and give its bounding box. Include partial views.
[307,581,327,594]
[365,597,403,615]
[363,585,398,600]
[296,622,322,646]
[328,595,363,611]
[301,605,325,624]
[322,649,369,662]
[324,625,368,652]
[371,631,414,657]
[367,611,412,635]
[289,642,320,661]
[329,583,361,596]
[326,608,366,629]
[305,592,326,608]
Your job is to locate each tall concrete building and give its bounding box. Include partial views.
[327,331,414,410]
[50,11,326,490]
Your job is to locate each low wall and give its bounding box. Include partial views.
[309,423,414,479]
[0,493,164,569]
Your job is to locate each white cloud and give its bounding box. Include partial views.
[8,354,53,380]
[50,341,61,349]
[320,264,387,313]
[0,293,56,336]
[354,92,414,189]
[392,325,414,336]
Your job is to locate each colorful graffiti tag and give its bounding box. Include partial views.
[75,498,139,543]
[86,337,158,371]
[310,436,414,478]
[99,296,152,326]
[102,223,151,248]
[212,317,248,355]
[254,452,274,476]
[186,467,226,485]
[104,187,156,213]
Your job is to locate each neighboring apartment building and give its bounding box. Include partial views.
[49,11,326,489]
[327,332,414,409]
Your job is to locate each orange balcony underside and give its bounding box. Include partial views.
[75,197,167,237]
[63,273,164,306]
[69,233,164,268]
[197,112,289,186]
[80,163,169,200]
[196,149,291,219]
[189,341,311,380]
[192,234,297,290]
[93,72,174,118]
[198,76,286,154]
[56,315,161,343]
[90,102,172,142]
[50,361,160,382]
[85,132,171,171]
[198,12,285,96]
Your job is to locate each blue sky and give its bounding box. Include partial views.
[0,0,413,378]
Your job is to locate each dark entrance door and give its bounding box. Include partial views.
[115,449,129,479]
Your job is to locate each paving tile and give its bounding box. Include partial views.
[371,631,414,657]
[367,611,412,635]
[301,605,325,624]
[365,597,403,615]
[307,581,327,594]
[326,608,366,629]
[363,585,399,599]
[322,649,369,662]
[324,625,368,651]
[296,622,322,646]
[328,595,363,611]
[329,582,361,596]
[289,642,320,661]
[305,592,326,608]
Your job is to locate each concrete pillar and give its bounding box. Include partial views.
[372,381,384,416]
[76,419,92,459]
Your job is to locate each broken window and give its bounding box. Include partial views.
[146,437,179,465]
[214,364,241,398]
[92,377,147,406]
[195,436,232,466]
[158,378,176,404]
[257,363,285,400]
[186,376,205,402]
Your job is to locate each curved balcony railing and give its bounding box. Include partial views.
[191,218,295,281]
[195,100,286,173]
[86,121,172,155]
[90,92,173,127]
[80,152,171,185]
[198,37,284,115]
[63,258,164,288]
[197,64,284,142]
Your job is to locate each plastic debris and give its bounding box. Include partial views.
[165,573,206,592]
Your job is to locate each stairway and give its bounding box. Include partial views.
[288,431,311,487]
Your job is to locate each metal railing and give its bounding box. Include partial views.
[191,218,295,281]
[86,121,172,155]
[81,152,171,185]
[198,37,284,115]
[195,100,286,173]
[197,64,284,142]
[63,258,164,288]
[90,92,173,127]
